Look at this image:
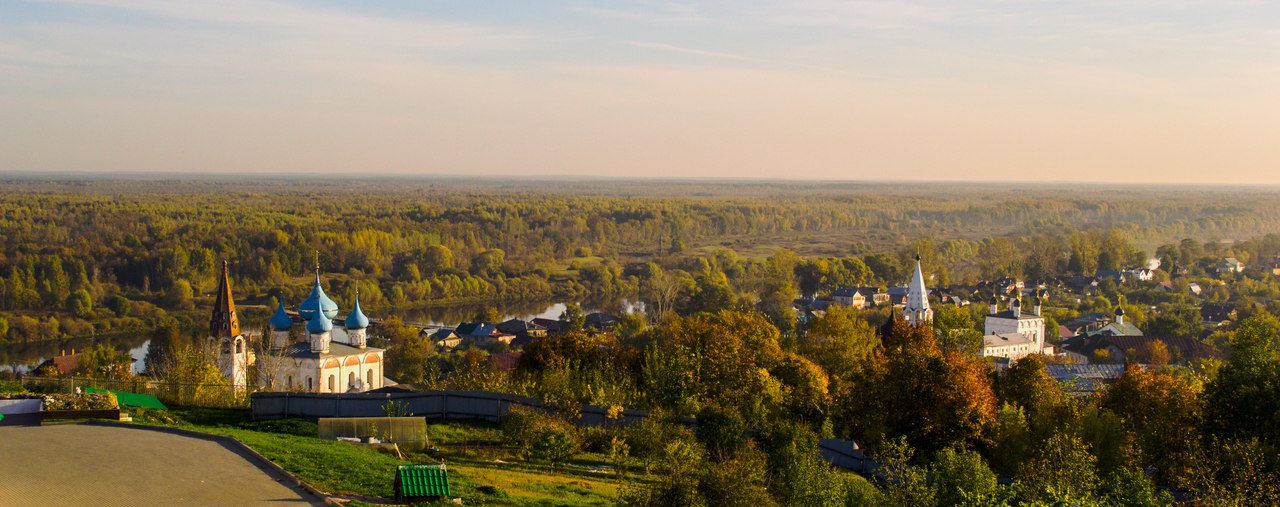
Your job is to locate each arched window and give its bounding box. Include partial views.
[367,369,374,387]
[235,339,243,354]
[287,376,293,389]
[348,372,355,390]
[328,375,335,392]
[306,377,313,391]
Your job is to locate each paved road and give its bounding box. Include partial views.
[0,423,325,506]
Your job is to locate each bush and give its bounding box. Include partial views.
[581,425,620,452]
[42,392,118,411]
[499,408,581,467]
[241,418,319,437]
[0,380,23,395]
[624,411,696,471]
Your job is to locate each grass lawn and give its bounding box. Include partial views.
[549,256,604,278]
[128,407,629,506]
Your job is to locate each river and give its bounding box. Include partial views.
[0,299,643,375]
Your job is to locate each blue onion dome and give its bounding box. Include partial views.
[345,294,369,330]
[298,269,339,321]
[307,306,333,334]
[269,302,294,331]
[1115,306,1125,316]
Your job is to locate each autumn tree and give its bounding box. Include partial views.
[1099,364,1204,487]
[798,305,879,379]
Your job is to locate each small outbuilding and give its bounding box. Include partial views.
[395,464,450,502]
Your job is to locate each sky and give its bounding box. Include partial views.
[2,1,1280,183]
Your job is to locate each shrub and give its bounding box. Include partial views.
[241,418,319,437]
[499,407,581,467]
[42,392,118,411]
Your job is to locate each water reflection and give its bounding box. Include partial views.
[0,298,645,375]
[1,334,151,375]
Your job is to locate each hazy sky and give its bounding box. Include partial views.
[3,1,1280,182]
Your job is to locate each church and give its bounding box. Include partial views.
[209,260,385,393]
[979,293,1051,360]
[893,255,1049,361]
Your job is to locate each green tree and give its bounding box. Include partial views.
[67,289,93,318]
[1015,432,1098,503]
[933,304,983,354]
[929,446,999,506]
[104,295,132,317]
[166,279,194,309]
[1205,313,1280,444]
[75,343,133,379]
[559,303,586,333]
[996,355,1073,439]
[799,305,880,378]
[472,248,505,276]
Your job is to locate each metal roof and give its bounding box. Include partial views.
[84,387,167,410]
[396,464,450,499]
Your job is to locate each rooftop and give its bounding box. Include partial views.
[282,339,382,359]
[984,333,1034,348]
[987,310,1044,321]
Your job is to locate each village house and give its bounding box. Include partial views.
[1122,267,1155,282]
[1218,257,1245,275]
[423,328,461,349]
[455,322,516,346]
[1095,269,1126,284]
[830,288,866,308]
[1061,335,1220,365]
[496,318,547,338]
[1061,312,1113,336]
[1200,303,1237,327]
[585,313,620,332]
[35,349,82,376]
[1089,307,1144,336]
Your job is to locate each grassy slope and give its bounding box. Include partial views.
[128,407,624,506]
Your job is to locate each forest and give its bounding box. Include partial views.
[2,177,1280,347]
[7,177,1280,504]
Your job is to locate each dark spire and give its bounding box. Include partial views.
[879,307,899,338]
[210,259,241,338]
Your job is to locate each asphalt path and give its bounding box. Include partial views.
[0,423,324,506]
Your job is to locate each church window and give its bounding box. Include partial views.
[367,369,374,387]
[306,377,313,390]
[328,375,335,392]
[235,340,243,353]
[287,376,293,389]
[348,372,355,389]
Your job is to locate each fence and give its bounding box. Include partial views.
[252,389,876,473]
[251,390,651,427]
[20,375,247,408]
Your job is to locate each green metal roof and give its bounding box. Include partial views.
[396,464,450,498]
[84,387,168,410]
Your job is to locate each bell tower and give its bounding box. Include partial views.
[904,253,933,327]
[210,260,248,389]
